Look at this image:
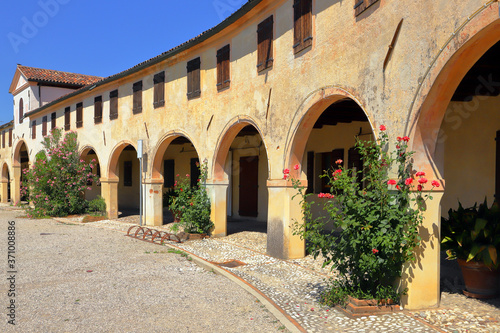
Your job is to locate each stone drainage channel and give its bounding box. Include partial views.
[125,225,450,333]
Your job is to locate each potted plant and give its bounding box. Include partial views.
[441,199,500,298]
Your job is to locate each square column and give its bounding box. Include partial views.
[205,180,228,237]
[100,178,119,219]
[144,179,164,227]
[266,179,306,259]
[11,166,21,205]
[1,180,9,203]
[400,190,444,310]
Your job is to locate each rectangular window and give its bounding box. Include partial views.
[257,16,274,72]
[190,158,200,188]
[42,116,47,136]
[31,120,36,140]
[2,131,5,149]
[217,45,231,91]
[76,102,83,128]
[51,112,56,130]
[187,57,201,99]
[9,129,12,147]
[293,0,313,53]
[64,107,70,131]
[348,147,364,185]
[124,161,132,187]
[132,81,143,114]
[354,0,379,17]
[164,159,175,187]
[94,96,102,124]
[110,90,118,120]
[153,72,165,108]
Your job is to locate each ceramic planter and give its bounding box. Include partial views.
[458,258,500,299]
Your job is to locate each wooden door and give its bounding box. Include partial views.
[239,156,259,217]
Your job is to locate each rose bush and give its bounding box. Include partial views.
[291,125,439,306]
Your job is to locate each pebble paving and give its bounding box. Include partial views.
[73,218,500,332]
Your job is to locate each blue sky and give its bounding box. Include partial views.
[0,0,246,125]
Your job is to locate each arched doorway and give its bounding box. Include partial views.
[1,163,10,203]
[211,118,270,239]
[80,147,102,201]
[107,142,140,219]
[12,141,29,203]
[151,134,201,226]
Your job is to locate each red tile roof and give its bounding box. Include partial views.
[17,65,103,87]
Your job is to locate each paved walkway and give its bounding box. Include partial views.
[54,215,500,333]
[4,205,500,332]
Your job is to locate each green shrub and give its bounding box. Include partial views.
[22,128,98,218]
[87,196,107,215]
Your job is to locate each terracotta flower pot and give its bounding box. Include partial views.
[458,259,500,299]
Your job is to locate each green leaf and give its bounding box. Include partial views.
[474,218,488,235]
[488,245,497,265]
[467,244,483,262]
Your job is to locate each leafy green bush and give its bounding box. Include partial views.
[22,128,98,217]
[86,196,107,215]
[168,160,213,234]
[291,126,439,305]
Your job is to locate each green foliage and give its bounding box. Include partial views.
[168,160,213,234]
[291,129,436,305]
[86,196,106,215]
[441,199,500,269]
[22,128,98,217]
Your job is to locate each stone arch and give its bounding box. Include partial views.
[107,140,136,180]
[1,163,9,182]
[13,139,29,167]
[407,12,500,176]
[212,116,270,181]
[151,130,201,180]
[284,86,375,178]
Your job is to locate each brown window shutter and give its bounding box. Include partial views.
[257,16,273,72]
[217,45,230,90]
[187,58,201,99]
[76,102,83,128]
[153,72,165,108]
[2,131,5,149]
[51,112,56,130]
[94,96,102,124]
[354,0,379,17]
[302,0,313,48]
[110,90,118,120]
[32,120,36,139]
[133,81,143,114]
[42,116,47,136]
[9,129,12,147]
[19,98,23,124]
[293,0,302,50]
[64,107,71,131]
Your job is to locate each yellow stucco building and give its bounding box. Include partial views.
[1,0,499,310]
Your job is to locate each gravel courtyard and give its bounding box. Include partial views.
[0,209,285,333]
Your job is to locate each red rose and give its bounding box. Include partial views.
[283,168,290,174]
[405,178,413,185]
[396,185,401,190]
[397,136,402,141]
[417,185,423,191]
[416,171,425,177]
[387,179,397,185]
[335,159,343,165]
[418,178,428,184]
[294,164,300,170]
[402,136,410,142]
[431,180,440,187]
[372,249,379,254]
[380,125,386,131]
